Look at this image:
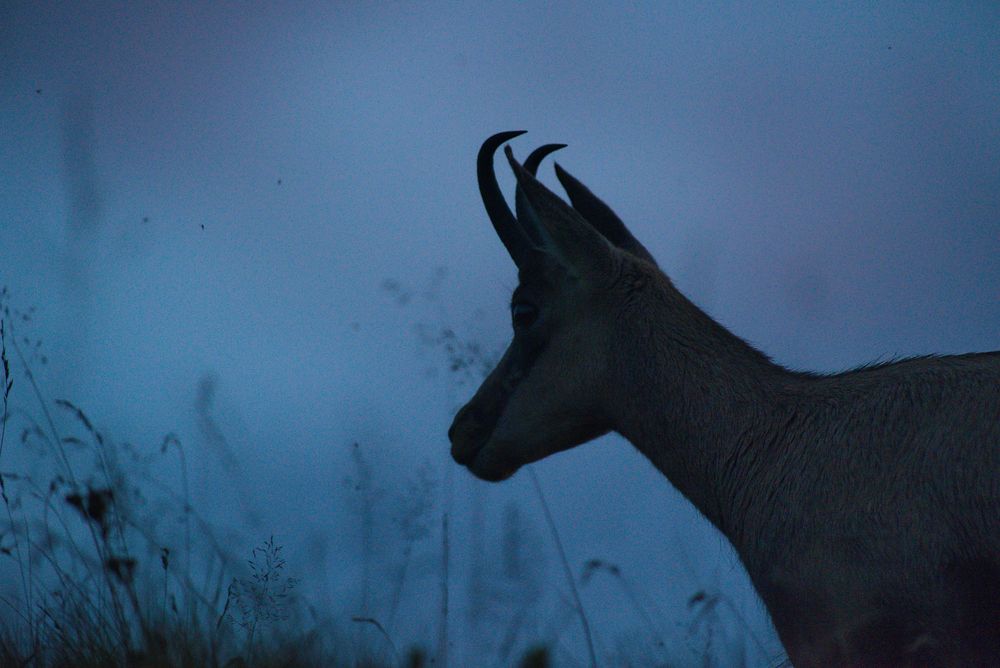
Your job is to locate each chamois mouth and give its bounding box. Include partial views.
[448,412,521,481]
[449,434,485,468]
[448,411,491,466]
[467,442,521,482]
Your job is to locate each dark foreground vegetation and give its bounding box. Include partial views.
[0,291,766,667]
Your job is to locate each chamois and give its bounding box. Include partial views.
[449,131,1000,666]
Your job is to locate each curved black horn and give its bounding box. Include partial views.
[524,143,567,175]
[516,143,567,245]
[478,131,531,266]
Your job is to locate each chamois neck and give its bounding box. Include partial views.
[610,277,789,537]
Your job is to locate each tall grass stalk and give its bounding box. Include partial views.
[527,467,596,668]
[351,615,399,664]
[1,316,36,656]
[435,511,450,668]
[581,558,666,649]
[161,432,194,630]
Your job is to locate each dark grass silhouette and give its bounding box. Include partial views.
[0,287,759,667]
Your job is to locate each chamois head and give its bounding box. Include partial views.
[449,131,657,481]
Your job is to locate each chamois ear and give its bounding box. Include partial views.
[553,163,657,266]
[505,146,615,278]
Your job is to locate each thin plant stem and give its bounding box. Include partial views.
[351,615,400,665]
[161,433,193,629]
[0,319,33,650]
[528,467,597,668]
[436,511,449,668]
[386,543,411,630]
[7,320,133,657]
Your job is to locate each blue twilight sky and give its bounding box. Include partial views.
[1,2,998,665]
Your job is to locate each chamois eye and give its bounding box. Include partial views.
[511,301,538,330]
